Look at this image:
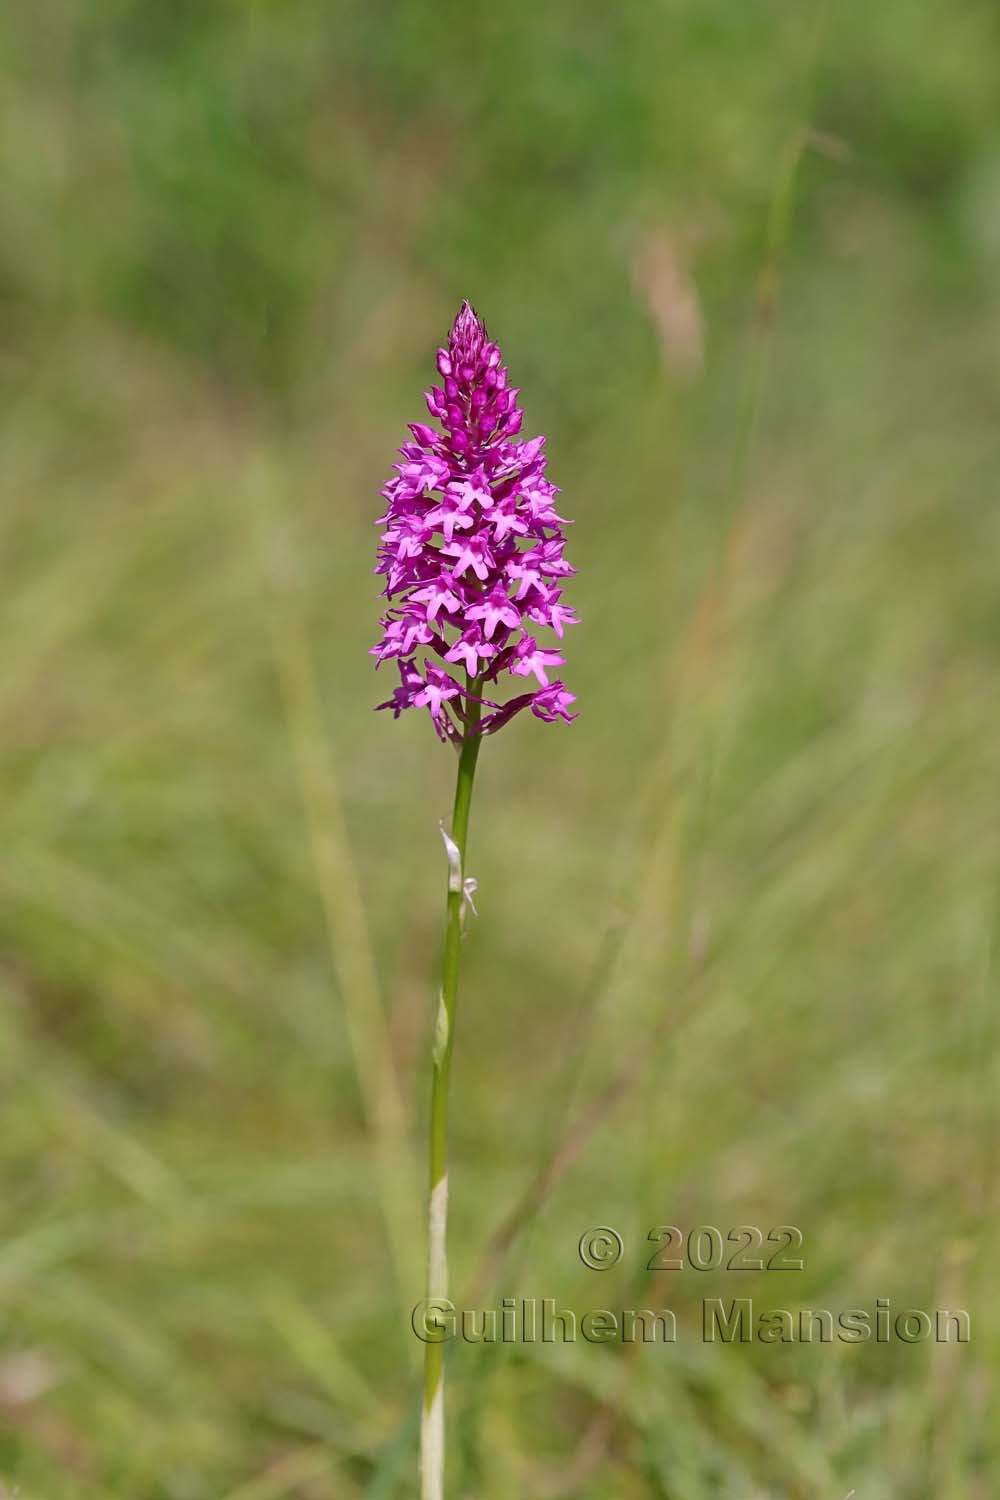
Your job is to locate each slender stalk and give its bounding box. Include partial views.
[421,687,483,1500]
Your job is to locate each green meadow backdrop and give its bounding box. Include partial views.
[2,1,999,1495]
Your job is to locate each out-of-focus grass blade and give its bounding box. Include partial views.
[246,462,421,1355]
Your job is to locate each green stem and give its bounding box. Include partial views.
[421,689,483,1500]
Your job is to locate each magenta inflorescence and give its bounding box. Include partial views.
[372,301,578,743]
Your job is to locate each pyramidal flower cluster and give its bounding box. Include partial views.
[373,301,578,743]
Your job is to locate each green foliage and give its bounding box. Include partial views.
[1,0,999,1494]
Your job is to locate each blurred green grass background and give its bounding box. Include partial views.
[2,0,1000,1495]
